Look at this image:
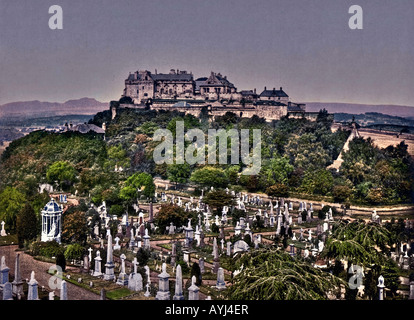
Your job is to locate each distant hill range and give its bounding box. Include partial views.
[305,102,414,119]
[0,98,108,119]
[2,98,414,121]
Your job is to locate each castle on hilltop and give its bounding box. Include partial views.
[111,68,319,121]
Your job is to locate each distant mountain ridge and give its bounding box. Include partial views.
[0,98,108,118]
[305,102,414,119]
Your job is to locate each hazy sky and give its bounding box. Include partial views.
[1,0,414,107]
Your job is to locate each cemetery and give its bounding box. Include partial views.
[1,185,414,301]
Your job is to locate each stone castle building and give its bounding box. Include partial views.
[112,68,316,121]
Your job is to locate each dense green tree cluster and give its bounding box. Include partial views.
[340,138,413,204]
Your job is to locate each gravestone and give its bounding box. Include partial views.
[155,263,170,300]
[234,222,242,236]
[199,230,205,248]
[289,244,295,257]
[168,222,176,235]
[149,202,154,222]
[212,238,220,273]
[27,271,39,300]
[93,251,103,276]
[378,275,385,300]
[173,264,184,300]
[12,253,24,298]
[104,234,115,280]
[143,228,151,249]
[188,276,199,300]
[226,242,232,256]
[0,256,9,287]
[114,236,121,250]
[0,221,6,237]
[171,242,177,266]
[116,254,128,286]
[216,267,226,290]
[82,254,90,274]
[60,280,68,300]
[233,240,250,254]
[199,258,205,274]
[2,282,12,300]
[88,247,93,262]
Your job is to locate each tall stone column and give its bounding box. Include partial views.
[12,253,24,299]
[149,202,154,222]
[212,238,219,273]
[104,234,115,280]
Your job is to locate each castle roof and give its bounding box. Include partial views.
[287,104,304,112]
[199,72,235,88]
[260,87,289,98]
[151,73,193,82]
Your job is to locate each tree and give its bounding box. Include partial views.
[228,248,344,300]
[261,156,294,187]
[167,163,191,188]
[64,243,85,261]
[106,145,130,170]
[299,169,333,196]
[203,190,235,215]
[266,183,289,200]
[190,166,228,189]
[16,203,38,247]
[0,186,26,232]
[46,161,77,191]
[120,172,155,202]
[332,185,352,203]
[156,204,194,231]
[285,133,331,170]
[62,211,88,244]
[321,220,391,266]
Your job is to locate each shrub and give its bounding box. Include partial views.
[136,247,151,266]
[30,240,64,257]
[64,243,85,261]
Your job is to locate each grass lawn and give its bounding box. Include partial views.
[0,234,18,246]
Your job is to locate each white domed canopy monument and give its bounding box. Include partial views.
[41,198,63,243]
